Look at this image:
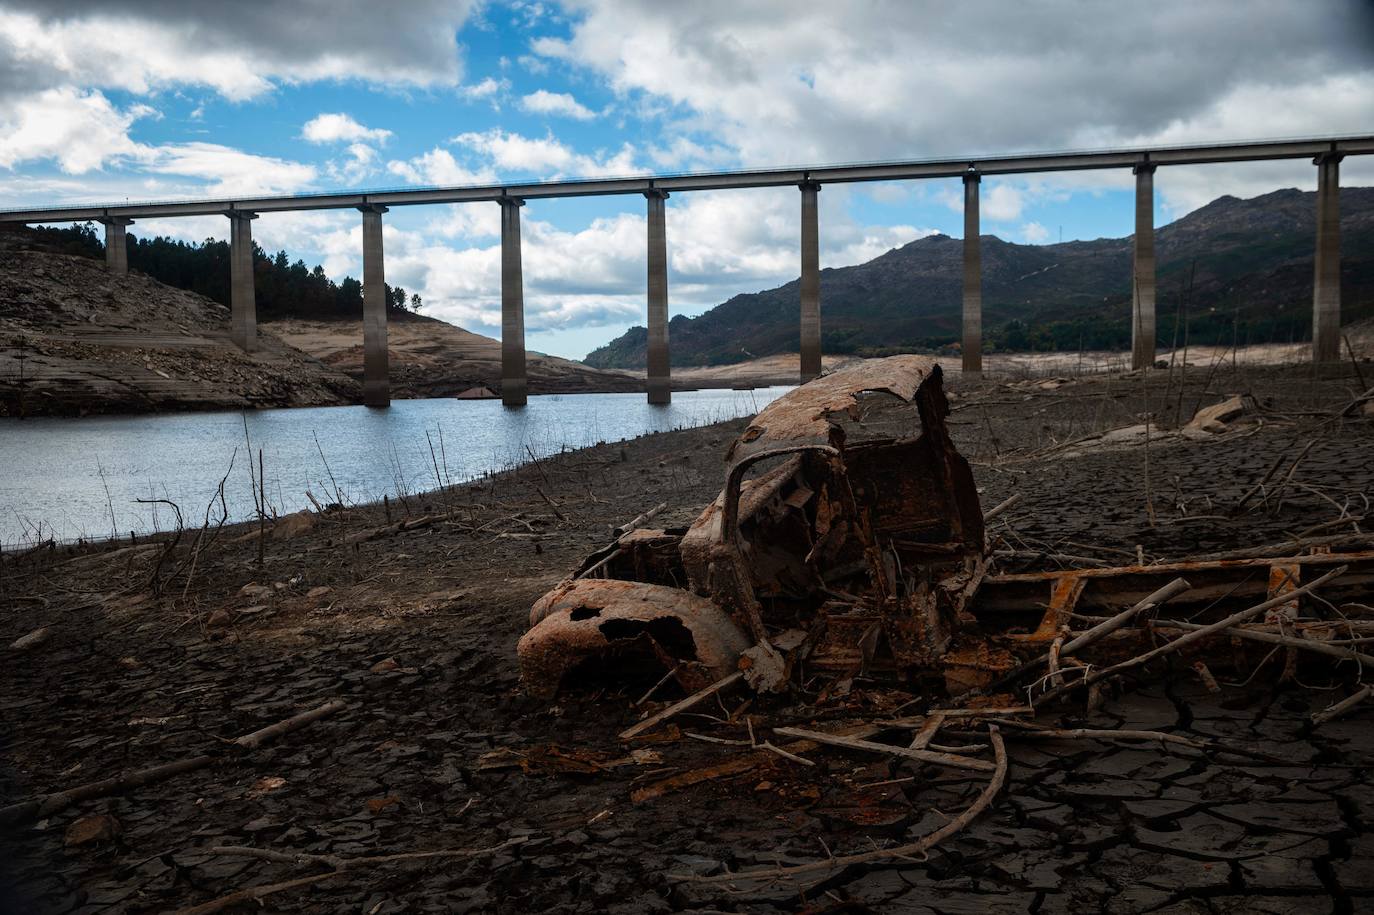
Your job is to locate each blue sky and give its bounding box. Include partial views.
[1,1,1372,358]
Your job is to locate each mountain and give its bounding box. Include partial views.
[584,188,1374,368]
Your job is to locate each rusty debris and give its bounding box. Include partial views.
[518,355,989,696]
[519,355,1374,704]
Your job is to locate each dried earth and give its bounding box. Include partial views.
[2,362,1373,914]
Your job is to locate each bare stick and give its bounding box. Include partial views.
[991,721,1284,762]
[758,741,815,767]
[982,578,1190,695]
[677,727,1007,884]
[620,671,743,740]
[908,714,945,750]
[1312,684,1374,726]
[983,493,1022,523]
[771,726,996,772]
[179,837,526,915]
[0,699,346,826]
[1150,619,1374,669]
[1037,566,1346,704]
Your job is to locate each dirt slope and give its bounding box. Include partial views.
[0,233,359,417]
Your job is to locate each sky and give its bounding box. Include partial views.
[1,1,1372,359]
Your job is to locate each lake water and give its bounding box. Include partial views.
[0,387,791,549]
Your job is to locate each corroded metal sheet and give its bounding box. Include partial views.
[518,579,750,699]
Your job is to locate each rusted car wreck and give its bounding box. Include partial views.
[518,355,992,698]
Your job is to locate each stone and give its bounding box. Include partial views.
[1187,395,1245,432]
[64,813,120,847]
[10,627,51,650]
[271,510,317,540]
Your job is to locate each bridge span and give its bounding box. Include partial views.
[2,136,1371,407]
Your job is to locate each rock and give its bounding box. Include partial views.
[1186,395,1245,432]
[237,583,272,600]
[270,510,317,540]
[206,608,234,629]
[306,586,333,600]
[9,627,51,650]
[64,813,120,846]
[370,657,399,673]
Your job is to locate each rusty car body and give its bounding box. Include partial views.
[517,356,991,698]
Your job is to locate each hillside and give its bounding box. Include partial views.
[270,318,641,398]
[0,228,362,417]
[585,187,1374,368]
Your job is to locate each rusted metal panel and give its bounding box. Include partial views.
[518,579,750,699]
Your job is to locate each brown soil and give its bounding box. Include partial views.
[2,362,1372,913]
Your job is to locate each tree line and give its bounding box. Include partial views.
[28,222,423,322]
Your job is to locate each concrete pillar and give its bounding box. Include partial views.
[226,211,257,352]
[99,217,132,275]
[359,204,390,407]
[962,170,982,374]
[799,181,822,383]
[1131,163,1157,371]
[500,197,527,407]
[645,189,671,404]
[1313,153,1343,363]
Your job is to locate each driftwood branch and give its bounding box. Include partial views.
[676,727,1007,884]
[620,671,743,740]
[176,836,527,915]
[771,726,996,772]
[1035,566,1347,705]
[0,699,346,826]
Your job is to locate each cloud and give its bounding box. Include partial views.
[460,75,510,102]
[143,142,317,196]
[0,86,150,173]
[301,113,391,145]
[386,148,498,187]
[0,2,477,103]
[535,0,1374,180]
[520,89,596,120]
[450,128,639,178]
[1019,221,1050,244]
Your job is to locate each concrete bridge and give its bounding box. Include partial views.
[2,136,1370,408]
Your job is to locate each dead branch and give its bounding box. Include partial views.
[178,836,527,915]
[770,726,996,772]
[620,671,743,740]
[676,727,1007,884]
[0,699,346,826]
[990,720,1285,762]
[1035,565,1347,705]
[1312,684,1374,725]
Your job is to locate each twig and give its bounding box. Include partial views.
[1036,566,1347,705]
[178,837,527,915]
[770,726,996,772]
[620,671,743,740]
[1312,684,1374,726]
[0,699,346,826]
[676,727,1006,884]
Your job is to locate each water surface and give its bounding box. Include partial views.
[0,387,790,548]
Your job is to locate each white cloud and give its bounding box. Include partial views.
[301,113,391,145]
[144,143,317,197]
[386,148,498,187]
[0,86,150,173]
[1019,221,1050,244]
[520,89,596,120]
[450,128,640,178]
[460,76,510,101]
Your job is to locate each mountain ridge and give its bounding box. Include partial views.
[584,187,1374,368]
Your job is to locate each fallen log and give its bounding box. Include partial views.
[0,699,346,827]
